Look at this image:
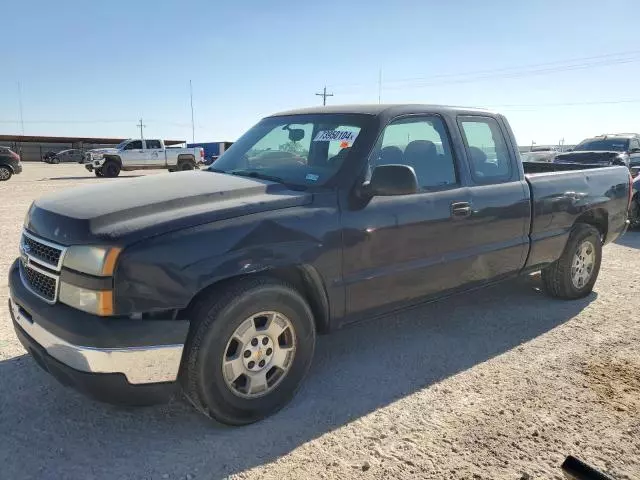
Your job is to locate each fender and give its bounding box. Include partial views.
[113,207,342,326]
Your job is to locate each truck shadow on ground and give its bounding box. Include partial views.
[0,276,595,479]
[615,229,640,249]
[39,175,144,181]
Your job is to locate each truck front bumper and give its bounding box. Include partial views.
[8,260,189,405]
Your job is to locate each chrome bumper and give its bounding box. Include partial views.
[10,298,184,385]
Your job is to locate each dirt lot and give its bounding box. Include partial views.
[1,163,639,480]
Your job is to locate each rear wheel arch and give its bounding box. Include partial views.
[572,208,608,242]
[103,154,122,166]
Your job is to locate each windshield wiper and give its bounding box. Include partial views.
[229,170,307,190]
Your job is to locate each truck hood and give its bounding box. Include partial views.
[88,148,119,155]
[25,171,312,245]
[554,150,626,165]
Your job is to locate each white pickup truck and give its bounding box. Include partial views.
[84,139,204,177]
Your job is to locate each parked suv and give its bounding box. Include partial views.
[0,146,22,181]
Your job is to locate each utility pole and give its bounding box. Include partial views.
[137,118,146,141]
[315,86,334,106]
[189,80,195,143]
[17,81,25,156]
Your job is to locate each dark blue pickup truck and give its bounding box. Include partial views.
[8,105,632,425]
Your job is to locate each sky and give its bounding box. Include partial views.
[2,0,640,145]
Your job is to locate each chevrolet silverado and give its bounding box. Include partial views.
[8,105,632,425]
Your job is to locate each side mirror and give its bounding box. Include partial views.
[631,166,640,177]
[364,164,418,197]
[629,148,640,154]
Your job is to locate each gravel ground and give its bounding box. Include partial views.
[1,163,639,480]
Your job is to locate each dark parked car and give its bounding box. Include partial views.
[0,146,22,181]
[630,168,640,228]
[554,133,640,169]
[47,149,84,164]
[9,105,632,425]
[41,150,57,162]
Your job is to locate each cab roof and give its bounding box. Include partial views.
[269,104,497,118]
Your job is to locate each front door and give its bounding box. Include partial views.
[341,115,475,318]
[121,140,145,166]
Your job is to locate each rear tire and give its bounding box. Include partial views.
[542,224,602,299]
[181,277,316,425]
[179,160,196,171]
[0,166,12,181]
[102,160,121,178]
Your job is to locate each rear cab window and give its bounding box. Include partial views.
[458,116,513,184]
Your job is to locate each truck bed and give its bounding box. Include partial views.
[522,161,607,174]
[522,162,630,270]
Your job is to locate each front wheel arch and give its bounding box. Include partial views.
[182,265,331,335]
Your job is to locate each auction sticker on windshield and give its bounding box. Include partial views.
[314,130,359,142]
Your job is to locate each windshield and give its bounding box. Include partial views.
[115,140,131,149]
[574,139,629,152]
[210,114,371,187]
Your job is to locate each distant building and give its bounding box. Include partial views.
[0,135,185,162]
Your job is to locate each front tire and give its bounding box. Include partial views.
[102,160,121,177]
[0,166,12,181]
[542,224,602,299]
[181,277,316,425]
[94,169,104,177]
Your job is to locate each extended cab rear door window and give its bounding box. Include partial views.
[458,116,512,184]
[370,115,458,191]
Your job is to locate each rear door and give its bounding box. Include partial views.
[144,140,165,167]
[455,115,531,283]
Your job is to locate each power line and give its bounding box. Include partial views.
[315,86,334,106]
[328,50,640,92]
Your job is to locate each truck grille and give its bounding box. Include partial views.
[21,263,57,302]
[19,231,66,303]
[22,234,63,269]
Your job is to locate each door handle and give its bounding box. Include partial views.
[451,201,472,217]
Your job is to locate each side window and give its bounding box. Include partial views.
[126,140,143,150]
[459,117,512,183]
[370,116,457,190]
[146,140,161,149]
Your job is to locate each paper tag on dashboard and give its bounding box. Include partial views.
[313,130,359,142]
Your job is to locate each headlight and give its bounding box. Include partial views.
[59,282,113,316]
[63,246,121,276]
